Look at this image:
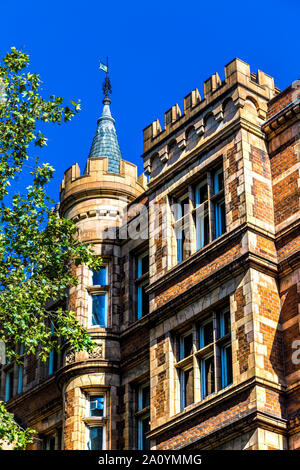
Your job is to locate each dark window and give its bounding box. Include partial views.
[88,427,103,450]
[180,333,193,360]
[137,383,150,450]
[180,368,194,410]
[200,321,214,348]
[201,356,215,398]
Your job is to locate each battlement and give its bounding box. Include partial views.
[60,157,147,216]
[143,58,278,154]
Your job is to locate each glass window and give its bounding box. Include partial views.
[141,386,150,410]
[48,323,58,375]
[138,415,150,450]
[17,365,23,394]
[174,194,189,221]
[92,266,108,286]
[138,383,150,450]
[215,198,226,238]
[91,294,107,327]
[180,368,194,410]
[196,206,209,251]
[195,181,208,206]
[180,333,193,360]
[200,320,214,348]
[5,370,14,401]
[220,309,231,337]
[138,254,149,278]
[213,167,224,194]
[137,253,149,320]
[221,344,233,388]
[201,356,215,398]
[89,396,105,417]
[88,427,104,450]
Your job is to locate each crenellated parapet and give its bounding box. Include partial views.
[142,58,279,178]
[60,156,147,218]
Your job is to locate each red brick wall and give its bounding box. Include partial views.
[155,390,252,449]
[155,239,242,308]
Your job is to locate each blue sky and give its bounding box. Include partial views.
[0,0,299,203]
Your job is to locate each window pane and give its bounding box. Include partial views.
[195,182,208,206]
[203,356,215,397]
[90,396,104,417]
[89,427,103,450]
[17,365,23,394]
[142,417,150,450]
[213,167,224,194]
[176,229,184,263]
[226,345,233,385]
[5,371,13,401]
[141,255,149,276]
[138,283,149,319]
[220,309,231,337]
[222,345,233,388]
[174,195,189,220]
[200,321,213,347]
[92,266,107,285]
[196,209,209,250]
[184,368,194,407]
[138,254,149,277]
[180,333,193,360]
[215,199,226,238]
[180,197,189,216]
[92,294,106,327]
[142,386,150,409]
[138,416,150,450]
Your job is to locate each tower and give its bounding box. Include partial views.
[58,88,147,450]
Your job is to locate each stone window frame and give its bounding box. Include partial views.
[83,388,109,450]
[174,304,233,414]
[169,161,226,267]
[87,260,110,329]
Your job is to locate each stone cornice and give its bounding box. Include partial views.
[262,98,300,140]
[147,223,278,297]
[147,376,287,441]
[55,359,120,391]
[59,186,138,216]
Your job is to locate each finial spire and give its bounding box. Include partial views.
[99,57,112,98]
[87,58,121,173]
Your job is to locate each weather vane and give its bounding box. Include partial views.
[99,57,112,97]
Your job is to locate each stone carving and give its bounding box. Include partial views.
[65,350,75,365]
[88,344,103,359]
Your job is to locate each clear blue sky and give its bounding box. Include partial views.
[0,0,299,203]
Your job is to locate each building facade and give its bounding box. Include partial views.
[1,59,300,451]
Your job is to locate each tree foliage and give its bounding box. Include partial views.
[0,48,101,449]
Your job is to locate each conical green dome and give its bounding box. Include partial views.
[88,96,121,173]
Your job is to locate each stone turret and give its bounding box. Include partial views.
[58,92,147,450]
